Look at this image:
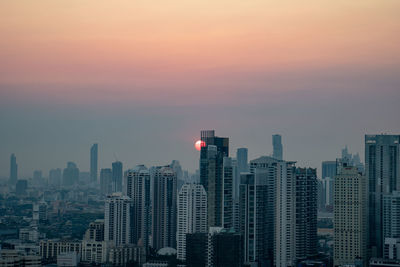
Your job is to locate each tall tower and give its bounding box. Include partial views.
[240,172,270,265]
[365,134,400,257]
[200,130,229,228]
[274,160,296,267]
[112,161,123,193]
[295,168,318,259]
[334,166,367,266]
[9,153,17,185]
[152,166,177,250]
[104,193,133,246]
[90,144,98,183]
[236,148,249,173]
[177,183,207,261]
[125,165,151,248]
[272,134,283,160]
[248,156,279,264]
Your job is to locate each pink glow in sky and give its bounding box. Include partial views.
[1,0,400,105]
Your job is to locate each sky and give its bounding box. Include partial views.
[0,0,399,178]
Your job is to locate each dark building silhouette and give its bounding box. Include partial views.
[211,229,244,267]
[237,148,249,173]
[90,143,98,183]
[272,134,283,160]
[186,233,208,267]
[112,161,123,192]
[200,130,229,228]
[9,153,17,185]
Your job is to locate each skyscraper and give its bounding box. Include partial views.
[321,161,336,209]
[248,156,279,264]
[177,183,207,261]
[200,130,229,228]
[366,134,400,257]
[272,134,283,160]
[236,148,248,173]
[125,165,151,248]
[275,160,296,267]
[104,193,133,246]
[295,168,318,259]
[152,166,177,250]
[334,166,367,267]
[112,161,123,193]
[100,168,113,195]
[90,143,98,183]
[239,172,269,265]
[9,153,17,185]
[222,157,233,229]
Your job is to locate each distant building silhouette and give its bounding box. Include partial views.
[236,148,248,173]
[112,161,123,193]
[272,134,283,160]
[9,153,17,185]
[90,143,98,183]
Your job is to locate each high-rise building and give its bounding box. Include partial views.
[84,219,105,242]
[100,168,113,195]
[177,183,207,261]
[90,143,98,183]
[62,162,79,186]
[321,160,336,211]
[240,172,269,265]
[112,161,123,193]
[104,193,133,246]
[49,168,62,188]
[383,191,400,260]
[222,157,234,229]
[366,134,400,258]
[334,166,367,267]
[200,130,229,228]
[248,156,279,264]
[152,166,177,250]
[9,153,17,185]
[275,160,296,267]
[236,148,249,173]
[295,168,318,259]
[272,134,283,160]
[125,165,151,248]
